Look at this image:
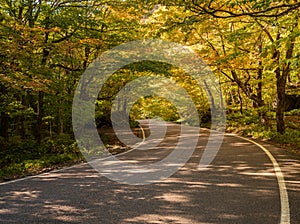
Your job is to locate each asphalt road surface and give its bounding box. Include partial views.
[0,122,299,224]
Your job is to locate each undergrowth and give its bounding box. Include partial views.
[0,134,84,180]
[226,109,300,154]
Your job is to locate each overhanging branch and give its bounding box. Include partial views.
[190,1,300,18]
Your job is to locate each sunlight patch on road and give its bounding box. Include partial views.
[123,214,200,224]
[154,193,190,203]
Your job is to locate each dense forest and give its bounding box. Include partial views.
[0,0,299,179]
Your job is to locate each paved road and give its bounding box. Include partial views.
[0,122,299,223]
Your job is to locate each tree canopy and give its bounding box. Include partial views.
[0,0,299,179]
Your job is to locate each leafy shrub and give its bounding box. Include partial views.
[286,109,300,116]
[269,130,300,145]
[41,133,78,154]
[0,133,82,180]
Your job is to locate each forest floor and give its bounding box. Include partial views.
[97,126,142,155]
[226,113,300,158]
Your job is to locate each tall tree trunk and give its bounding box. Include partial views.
[57,105,64,134]
[256,35,267,124]
[275,17,297,133]
[20,94,28,140]
[257,66,268,124]
[35,91,44,143]
[276,72,286,133]
[0,85,9,143]
[0,111,8,156]
[272,31,286,133]
[0,112,9,142]
[204,80,216,111]
[34,14,49,143]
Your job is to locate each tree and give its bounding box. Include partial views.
[189,1,300,133]
[143,1,300,133]
[0,0,143,144]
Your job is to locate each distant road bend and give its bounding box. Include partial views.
[0,121,299,223]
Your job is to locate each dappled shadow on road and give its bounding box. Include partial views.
[0,126,299,223]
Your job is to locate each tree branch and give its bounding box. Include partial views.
[190,1,300,18]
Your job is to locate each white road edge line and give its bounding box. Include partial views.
[228,134,290,224]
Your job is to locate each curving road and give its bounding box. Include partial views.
[0,122,299,223]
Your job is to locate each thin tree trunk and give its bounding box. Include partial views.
[35,91,44,143]
[57,105,64,134]
[237,87,243,114]
[0,112,9,142]
[257,66,267,124]
[204,81,216,111]
[0,85,9,142]
[20,95,27,139]
[256,35,267,124]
